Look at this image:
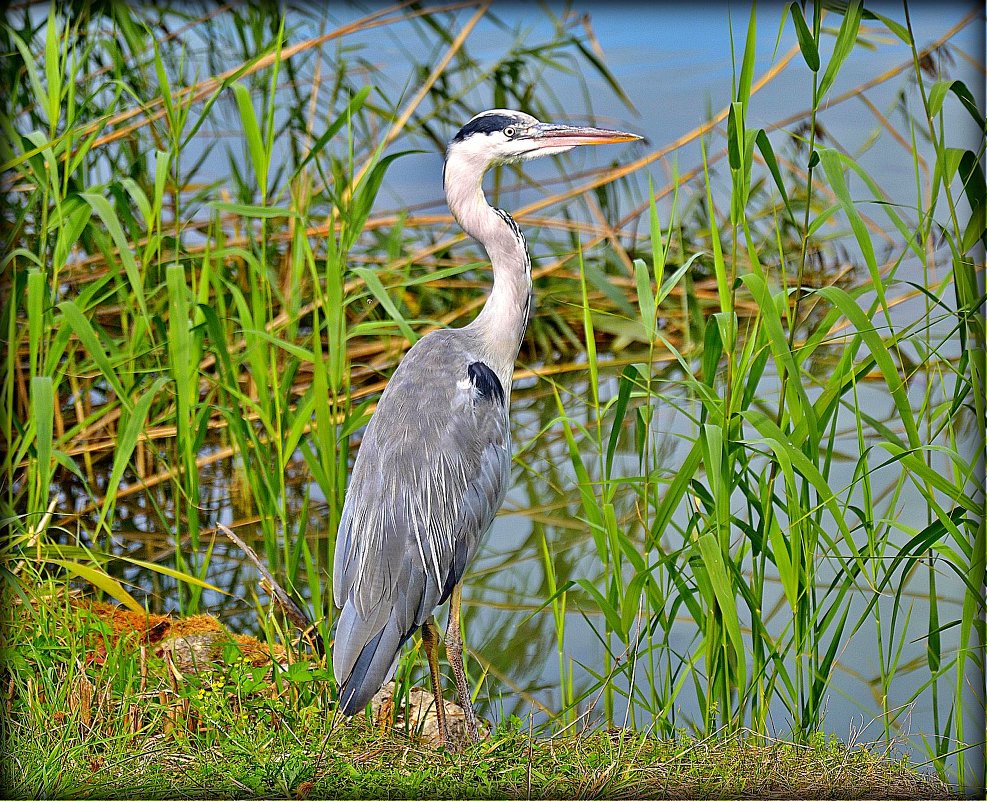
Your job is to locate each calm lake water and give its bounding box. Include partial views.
[92,1,983,780]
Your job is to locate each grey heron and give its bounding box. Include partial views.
[332,109,640,744]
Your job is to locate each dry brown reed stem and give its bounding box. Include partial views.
[21,0,476,171]
[319,0,490,244]
[351,0,491,187]
[856,92,929,174]
[765,8,979,136]
[584,192,635,275]
[42,37,810,457]
[44,13,973,523]
[218,523,322,653]
[953,44,985,73]
[518,42,802,218]
[59,342,674,523]
[374,41,802,332]
[285,11,331,294]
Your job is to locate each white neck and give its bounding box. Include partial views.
[444,154,532,381]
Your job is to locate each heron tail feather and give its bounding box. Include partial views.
[334,605,414,715]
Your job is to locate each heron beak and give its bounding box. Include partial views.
[527,122,642,149]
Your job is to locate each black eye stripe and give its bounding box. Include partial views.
[452,114,517,143]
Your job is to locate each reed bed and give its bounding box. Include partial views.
[1,1,983,792]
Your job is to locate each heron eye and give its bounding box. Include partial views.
[503,126,516,139]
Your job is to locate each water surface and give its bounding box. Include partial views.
[79,1,983,778]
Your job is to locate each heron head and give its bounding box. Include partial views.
[446,109,641,171]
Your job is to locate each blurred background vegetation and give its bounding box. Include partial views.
[1,0,984,791]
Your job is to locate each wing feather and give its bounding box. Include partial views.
[331,331,510,708]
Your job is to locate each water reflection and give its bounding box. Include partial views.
[56,346,969,770]
[26,3,980,781]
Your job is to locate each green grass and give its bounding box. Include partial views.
[8,725,951,800]
[516,7,985,788]
[1,0,984,794]
[0,595,950,799]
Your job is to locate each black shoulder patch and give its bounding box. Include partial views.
[467,361,505,405]
[452,113,515,143]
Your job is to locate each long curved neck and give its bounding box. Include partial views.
[444,154,532,377]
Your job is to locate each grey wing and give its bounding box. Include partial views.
[331,337,510,713]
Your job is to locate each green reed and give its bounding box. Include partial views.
[536,2,984,787]
[1,1,983,790]
[2,1,640,656]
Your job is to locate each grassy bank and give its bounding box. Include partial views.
[1,594,950,799]
[9,727,952,799]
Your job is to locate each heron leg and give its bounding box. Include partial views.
[446,583,480,743]
[421,618,448,744]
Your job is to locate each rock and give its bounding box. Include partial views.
[368,682,487,750]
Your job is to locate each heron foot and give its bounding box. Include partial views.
[421,618,449,744]
[445,627,480,743]
[445,584,479,744]
[375,694,395,735]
